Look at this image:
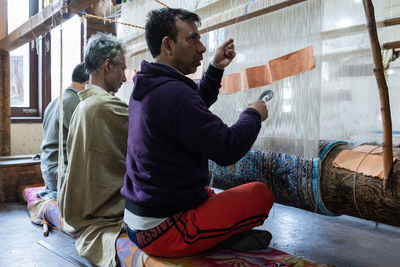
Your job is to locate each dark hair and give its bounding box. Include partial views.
[84,32,126,74]
[71,63,89,83]
[145,8,201,58]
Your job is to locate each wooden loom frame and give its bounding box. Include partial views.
[363,0,395,188]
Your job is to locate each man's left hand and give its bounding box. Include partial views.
[213,38,236,70]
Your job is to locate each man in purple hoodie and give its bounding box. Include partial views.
[121,8,274,257]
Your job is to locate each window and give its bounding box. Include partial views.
[10,44,30,107]
[8,0,39,120]
[8,0,83,121]
[51,16,82,100]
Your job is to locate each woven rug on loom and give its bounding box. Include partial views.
[318,140,348,162]
[23,186,328,267]
[209,150,318,212]
[209,140,347,214]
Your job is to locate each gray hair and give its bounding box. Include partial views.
[84,32,126,74]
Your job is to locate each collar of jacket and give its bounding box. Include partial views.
[65,86,79,94]
[78,85,111,101]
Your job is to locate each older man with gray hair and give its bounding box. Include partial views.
[58,32,128,267]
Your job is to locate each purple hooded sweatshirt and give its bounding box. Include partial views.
[121,60,261,218]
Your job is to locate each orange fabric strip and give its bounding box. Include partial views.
[333,150,395,179]
[221,72,242,94]
[219,46,315,95]
[268,46,315,83]
[241,65,271,91]
[352,145,383,155]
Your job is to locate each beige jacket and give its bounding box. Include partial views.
[58,85,129,267]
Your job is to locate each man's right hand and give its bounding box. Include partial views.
[248,100,268,122]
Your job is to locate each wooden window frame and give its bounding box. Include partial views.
[10,0,44,122]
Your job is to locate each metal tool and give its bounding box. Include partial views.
[258,90,273,102]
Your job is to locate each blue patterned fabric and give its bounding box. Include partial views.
[209,140,347,216]
[209,151,317,212]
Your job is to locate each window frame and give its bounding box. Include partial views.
[10,0,42,122]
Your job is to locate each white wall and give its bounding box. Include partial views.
[10,123,42,155]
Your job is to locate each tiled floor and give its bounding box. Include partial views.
[1,201,399,267]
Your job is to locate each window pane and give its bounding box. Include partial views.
[51,25,61,100]
[51,16,81,100]
[7,0,30,33]
[10,43,30,107]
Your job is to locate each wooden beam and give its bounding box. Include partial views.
[321,16,400,40]
[86,20,116,37]
[0,0,99,52]
[0,1,67,52]
[322,22,385,39]
[0,50,10,156]
[384,17,400,27]
[383,40,400,50]
[199,0,306,34]
[67,0,99,14]
[363,0,394,188]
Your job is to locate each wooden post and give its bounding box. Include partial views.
[0,0,6,39]
[0,50,10,156]
[362,0,394,188]
[0,0,10,156]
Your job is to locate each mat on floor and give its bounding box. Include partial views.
[23,186,329,267]
[116,233,328,267]
[22,184,61,228]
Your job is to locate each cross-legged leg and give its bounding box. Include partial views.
[128,181,274,257]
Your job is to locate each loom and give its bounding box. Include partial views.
[116,0,400,227]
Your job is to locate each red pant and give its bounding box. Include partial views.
[127,182,274,257]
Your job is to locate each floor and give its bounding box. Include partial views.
[260,204,400,267]
[1,201,399,267]
[0,202,93,267]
